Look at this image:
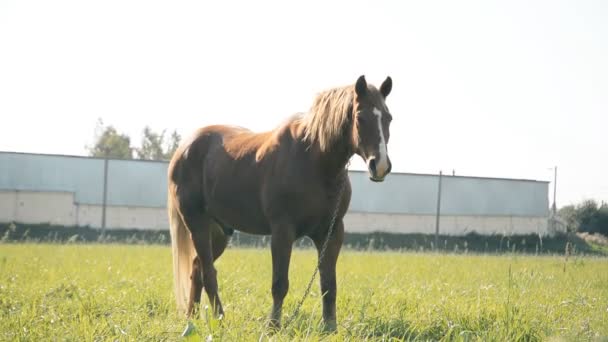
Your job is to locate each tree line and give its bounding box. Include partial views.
[559,200,608,236]
[86,119,181,161]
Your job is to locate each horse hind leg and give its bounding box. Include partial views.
[187,256,203,317]
[187,225,226,318]
[210,221,229,261]
[184,213,228,318]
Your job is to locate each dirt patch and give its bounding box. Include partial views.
[577,232,608,245]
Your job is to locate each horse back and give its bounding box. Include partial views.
[168,122,350,236]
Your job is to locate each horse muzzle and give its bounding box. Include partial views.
[367,156,392,182]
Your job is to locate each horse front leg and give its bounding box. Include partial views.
[312,219,344,332]
[269,221,296,329]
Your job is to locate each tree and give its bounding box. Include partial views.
[557,205,577,232]
[166,130,181,159]
[575,200,599,233]
[599,203,608,235]
[136,126,181,161]
[87,119,133,159]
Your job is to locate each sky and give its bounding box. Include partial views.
[0,0,606,206]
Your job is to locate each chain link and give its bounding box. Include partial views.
[282,162,349,329]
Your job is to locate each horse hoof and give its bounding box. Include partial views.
[266,319,281,333]
[181,321,197,337]
[322,320,337,333]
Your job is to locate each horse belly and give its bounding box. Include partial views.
[204,178,270,235]
[265,187,330,236]
[209,205,270,235]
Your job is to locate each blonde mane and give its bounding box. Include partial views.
[299,85,355,152]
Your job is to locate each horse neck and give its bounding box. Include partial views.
[319,131,353,181]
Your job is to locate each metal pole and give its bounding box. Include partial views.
[434,170,443,251]
[552,166,557,216]
[101,155,109,232]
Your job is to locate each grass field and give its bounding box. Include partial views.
[0,244,607,341]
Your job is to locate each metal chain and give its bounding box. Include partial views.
[282,162,349,329]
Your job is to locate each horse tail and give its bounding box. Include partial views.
[168,186,195,314]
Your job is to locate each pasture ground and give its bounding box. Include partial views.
[0,244,607,341]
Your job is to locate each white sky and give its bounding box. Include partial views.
[0,0,606,206]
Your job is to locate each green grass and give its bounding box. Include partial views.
[0,244,607,341]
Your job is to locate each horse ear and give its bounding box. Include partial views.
[380,76,392,98]
[355,75,367,97]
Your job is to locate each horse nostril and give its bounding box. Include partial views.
[368,158,377,175]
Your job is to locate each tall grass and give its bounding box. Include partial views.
[0,244,606,341]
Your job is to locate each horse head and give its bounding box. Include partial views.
[352,75,393,182]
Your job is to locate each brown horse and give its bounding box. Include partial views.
[167,75,394,331]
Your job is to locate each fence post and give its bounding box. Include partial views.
[552,166,557,216]
[101,156,109,233]
[434,170,443,251]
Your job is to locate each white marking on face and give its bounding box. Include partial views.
[372,107,389,177]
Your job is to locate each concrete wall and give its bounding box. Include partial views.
[344,212,548,235]
[0,190,169,230]
[0,152,551,235]
[0,190,76,226]
[0,190,548,235]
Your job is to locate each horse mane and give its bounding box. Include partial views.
[299,85,355,152]
[221,83,365,162]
